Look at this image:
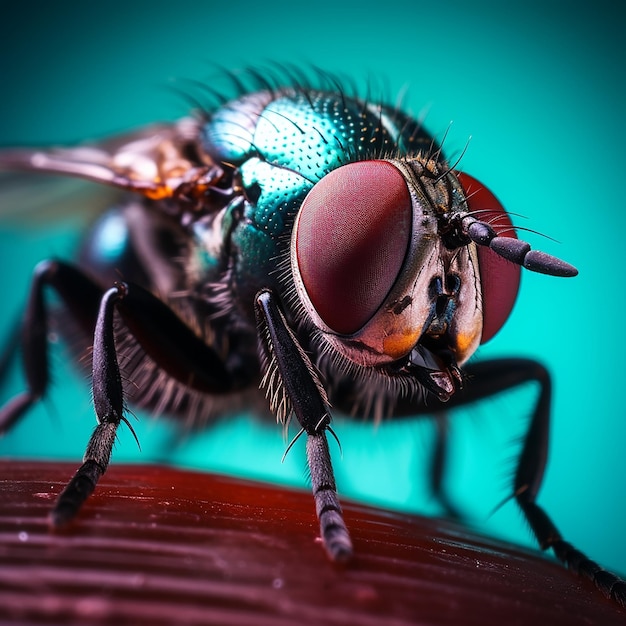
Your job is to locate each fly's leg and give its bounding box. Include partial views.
[54,284,123,525]
[0,260,103,433]
[445,358,626,607]
[55,278,253,526]
[254,288,353,562]
[306,433,351,560]
[0,316,22,397]
[0,259,251,526]
[430,412,463,519]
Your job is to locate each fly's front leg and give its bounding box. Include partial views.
[54,279,251,526]
[52,285,124,525]
[446,358,626,607]
[0,260,121,524]
[254,289,353,562]
[0,258,251,526]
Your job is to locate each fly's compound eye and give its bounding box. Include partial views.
[457,172,520,344]
[294,160,412,335]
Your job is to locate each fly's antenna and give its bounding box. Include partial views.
[458,213,578,277]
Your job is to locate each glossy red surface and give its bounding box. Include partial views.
[0,461,623,625]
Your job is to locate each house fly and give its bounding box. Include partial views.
[0,69,623,607]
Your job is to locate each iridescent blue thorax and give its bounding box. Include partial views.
[193,89,432,311]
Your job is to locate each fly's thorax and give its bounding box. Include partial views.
[290,157,484,368]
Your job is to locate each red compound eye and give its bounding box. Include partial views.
[457,173,520,344]
[295,160,412,335]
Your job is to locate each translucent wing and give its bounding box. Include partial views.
[0,118,209,203]
[0,172,120,225]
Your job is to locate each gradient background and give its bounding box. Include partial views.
[0,0,624,577]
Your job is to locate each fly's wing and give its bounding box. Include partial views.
[0,117,221,212]
[0,172,121,225]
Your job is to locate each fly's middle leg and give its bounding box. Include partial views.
[255,288,353,562]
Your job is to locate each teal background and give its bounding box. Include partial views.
[0,0,624,576]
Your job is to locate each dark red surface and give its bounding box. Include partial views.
[0,461,623,625]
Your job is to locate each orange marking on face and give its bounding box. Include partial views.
[454,329,481,362]
[383,327,422,360]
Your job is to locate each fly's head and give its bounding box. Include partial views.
[290,157,577,402]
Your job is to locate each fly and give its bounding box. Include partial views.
[0,70,623,607]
